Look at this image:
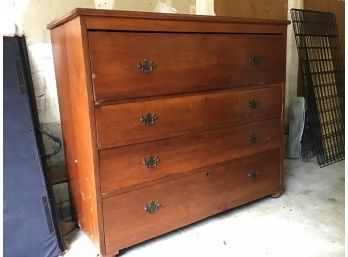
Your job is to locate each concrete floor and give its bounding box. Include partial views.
[62,158,345,257]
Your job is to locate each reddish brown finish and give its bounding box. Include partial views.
[103,152,281,253]
[96,85,282,149]
[50,17,105,254]
[85,16,288,34]
[47,8,290,30]
[89,32,285,102]
[50,23,82,225]
[99,118,281,195]
[47,9,289,35]
[48,9,288,257]
[271,189,284,198]
[101,254,118,257]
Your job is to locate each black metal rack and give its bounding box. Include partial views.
[291,9,345,167]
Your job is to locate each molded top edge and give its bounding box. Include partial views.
[47,8,290,29]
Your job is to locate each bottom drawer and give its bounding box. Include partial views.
[103,152,281,253]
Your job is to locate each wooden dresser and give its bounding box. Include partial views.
[48,9,289,257]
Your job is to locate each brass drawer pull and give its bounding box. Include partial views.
[140,113,158,126]
[143,155,159,168]
[248,132,260,144]
[248,99,261,110]
[144,200,161,214]
[137,58,156,73]
[249,55,262,66]
[248,170,261,180]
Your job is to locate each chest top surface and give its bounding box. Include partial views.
[47,8,290,30]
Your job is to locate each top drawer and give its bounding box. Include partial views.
[88,32,285,102]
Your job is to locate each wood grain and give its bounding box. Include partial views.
[47,8,290,30]
[103,151,281,253]
[85,16,288,34]
[48,9,289,257]
[51,22,82,226]
[95,85,282,149]
[88,32,285,102]
[50,17,104,254]
[99,118,281,195]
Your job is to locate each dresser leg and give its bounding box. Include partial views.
[271,188,284,198]
[98,251,119,257]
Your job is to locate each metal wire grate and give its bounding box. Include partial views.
[291,9,345,167]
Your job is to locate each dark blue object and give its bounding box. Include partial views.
[4,36,65,257]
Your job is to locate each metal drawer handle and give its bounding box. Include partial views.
[249,55,262,66]
[145,200,161,214]
[248,170,261,180]
[248,99,261,110]
[143,155,159,168]
[137,58,156,73]
[140,113,158,126]
[248,132,260,144]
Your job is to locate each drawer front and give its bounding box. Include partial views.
[96,85,282,149]
[88,32,285,102]
[103,152,281,252]
[99,118,281,194]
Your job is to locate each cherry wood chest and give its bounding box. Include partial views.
[48,9,289,256]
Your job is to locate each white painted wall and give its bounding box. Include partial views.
[285,0,304,124]
[196,0,215,15]
[2,0,97,166]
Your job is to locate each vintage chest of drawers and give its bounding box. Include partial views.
[48,9,289,256]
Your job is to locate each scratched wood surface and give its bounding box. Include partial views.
[103,152,281,253]
[49,9,288,257]
[95,85,282,149]
[88,32,285,102]
[50,16,105,254]
[99,118,282,195]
